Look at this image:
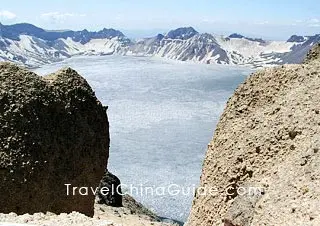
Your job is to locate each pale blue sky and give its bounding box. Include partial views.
[0,0,319,39]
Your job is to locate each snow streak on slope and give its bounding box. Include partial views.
[0,35,61,66]
[129,33,229,64]
[215,36,297,67]
[55,36,130,56]
[0,35,130,67]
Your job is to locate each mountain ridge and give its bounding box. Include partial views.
[0,23,319,68]
[0,23,127,44]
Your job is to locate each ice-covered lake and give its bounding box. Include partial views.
[34,55,251,223]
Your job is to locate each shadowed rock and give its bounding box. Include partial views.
[95,170,161,221]
[96,170,123,207]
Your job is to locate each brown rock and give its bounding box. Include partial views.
[187,44,320,225]
[0,63,109,216]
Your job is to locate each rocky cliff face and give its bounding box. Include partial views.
[186,45,320,225]
[0,63,109,216]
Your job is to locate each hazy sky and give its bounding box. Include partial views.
[0,0,319,40]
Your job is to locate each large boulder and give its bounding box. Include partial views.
[187,44,320,225]
[0,63,109,217]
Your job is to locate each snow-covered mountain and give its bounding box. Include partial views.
[130,28,320,67]
[0,23,319,68]
[129,27,229,64]
[279,34,320,64]
[0,23,132,67]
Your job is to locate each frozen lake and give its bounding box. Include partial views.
[34,55,251,222]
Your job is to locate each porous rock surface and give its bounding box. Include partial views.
[187,44,320,225]
[0,63,109,216]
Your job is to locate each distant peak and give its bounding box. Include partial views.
[156,33,164,39]
[287,35,306,43]
[9,23,44,30]
[227,33,266,43]
[99,28,125,37]
[166,27,199,40]
[228,33,244,39]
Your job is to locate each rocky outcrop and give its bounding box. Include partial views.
[304,43,320,63]
[96,170,161,222]
[0,63,109,216]
[187,45,320,225]
[96,170,123,207]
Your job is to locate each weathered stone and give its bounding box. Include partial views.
[187,44,320,225]
[0,63,109,217]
